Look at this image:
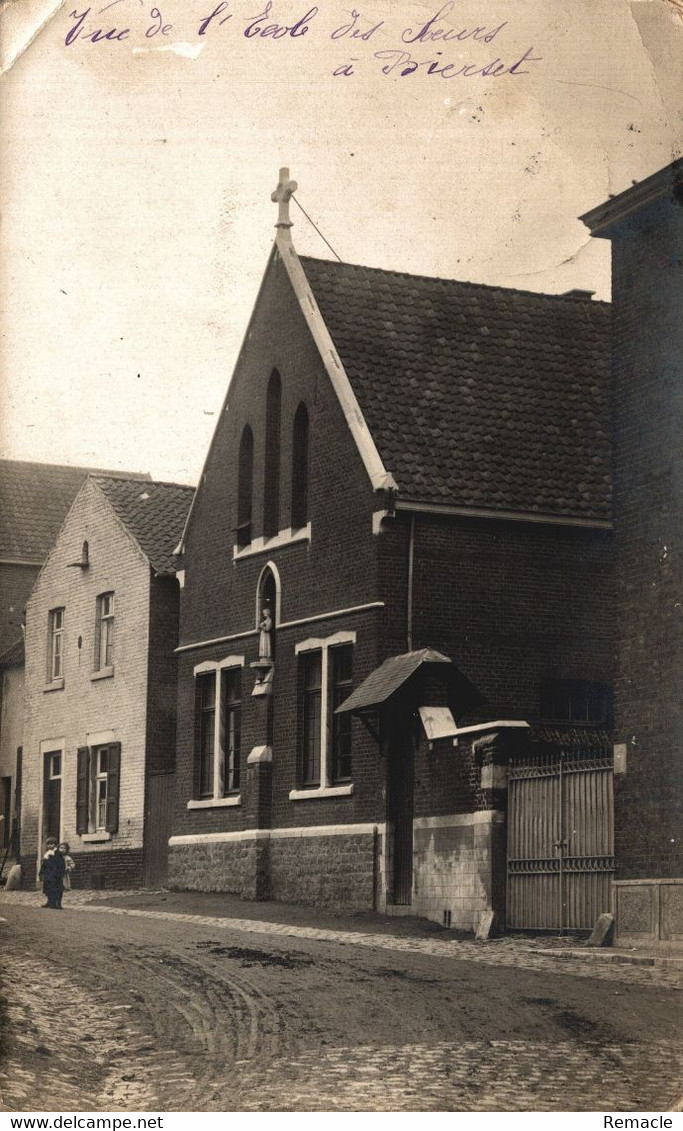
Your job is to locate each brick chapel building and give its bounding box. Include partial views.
[168,170,616,932]
[21,475,194,890]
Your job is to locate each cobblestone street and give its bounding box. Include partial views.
[1,890,681,1112]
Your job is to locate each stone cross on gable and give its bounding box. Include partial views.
[271,167,297,229]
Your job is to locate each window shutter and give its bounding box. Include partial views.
[106,743,121,833]
[76,747,89,834]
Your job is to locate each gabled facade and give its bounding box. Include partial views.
[169,174,615,931]
[0,459,150,871]
[582,158,683,950]
[20,475,193,889]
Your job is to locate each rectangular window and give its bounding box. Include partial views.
[295,633,356,795]
[95,592,115,671]
[221,668,241,794]
[96,748,109,829]
[301,651,322,786]
[330,645,353,783]
[76,743,121,835]
[197,674,216,798]
[539,680,613,726]
[48,608,64,681]
[193,660,244,803]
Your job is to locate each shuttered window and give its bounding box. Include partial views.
[76,743,121,834]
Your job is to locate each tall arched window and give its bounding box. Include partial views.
[291,402,309,530]
[263,370,282,539]
[237,425,254,549]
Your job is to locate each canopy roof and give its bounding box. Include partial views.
[335,648,484,717]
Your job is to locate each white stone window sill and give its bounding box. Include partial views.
[187,795,242,809]
[43,678,65,692]
[81,830,112,843]
[233,523,311,560]
[91,666,114,682]
[289,784,354,801]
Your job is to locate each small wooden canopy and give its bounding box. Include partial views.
[335,648,485,721]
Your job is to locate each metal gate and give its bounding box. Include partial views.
[506,748,614,929]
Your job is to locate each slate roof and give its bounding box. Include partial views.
[300,258,611,521]
[0,460,150,562]
[93,477,195,575]
[336,648,485,717]
[336,649,452,714]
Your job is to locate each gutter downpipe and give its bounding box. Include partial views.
[407,513,415,652]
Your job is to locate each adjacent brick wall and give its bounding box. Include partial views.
[610,197,683,879]
[146,575,180,777]
[68,847,144,889]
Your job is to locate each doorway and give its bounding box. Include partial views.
[386,721,414,905]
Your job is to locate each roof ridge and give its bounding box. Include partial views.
[299,255,610,307]
[92,474,195,490]
[0,458,151,476]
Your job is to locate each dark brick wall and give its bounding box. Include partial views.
[381,512,615,722]
[146,575,180,777]
[0,563,38,653]
[21,847,144,890]
[610,196,683,879]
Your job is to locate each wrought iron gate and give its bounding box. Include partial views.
[506,748,614,929]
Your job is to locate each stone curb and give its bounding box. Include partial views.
[534,947,683,970]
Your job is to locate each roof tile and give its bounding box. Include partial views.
[300,258,611,520]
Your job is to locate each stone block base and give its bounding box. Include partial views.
[614,878,683,951]
[269,832,377,911]
[168,828,380,911]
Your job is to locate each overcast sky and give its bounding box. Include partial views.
[1,0,681,484]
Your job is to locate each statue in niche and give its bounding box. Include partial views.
[258,606,273,662]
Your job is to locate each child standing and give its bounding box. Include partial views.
[58,841,75,907]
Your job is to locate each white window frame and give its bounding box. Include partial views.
[188,656,245,809]
[48,608,64,684]
[291,631,356,801]
[94,592,115,676]
[95,747,109,830]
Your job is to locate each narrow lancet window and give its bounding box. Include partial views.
[263,370,282,539]
[237,425,253,549]
[291,402,309,530]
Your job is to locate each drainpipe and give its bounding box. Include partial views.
[407,514,415,652]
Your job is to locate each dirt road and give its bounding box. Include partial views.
[1,894,681,1112]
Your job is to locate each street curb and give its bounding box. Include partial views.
[533,947,683,970]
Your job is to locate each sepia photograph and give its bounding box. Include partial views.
[0,0,682,1115]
